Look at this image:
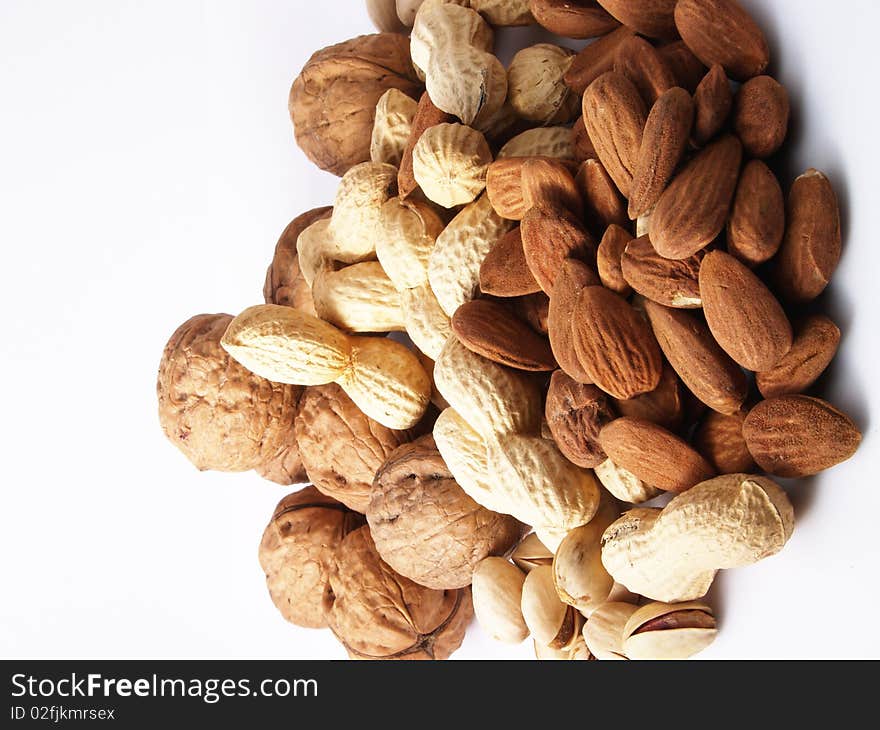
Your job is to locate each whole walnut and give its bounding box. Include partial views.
[289,34,423,176]
[263,207,333,314]
[368,434,524,589]
[258,487,364,629]
[294,383,417,512]
[323,525,472,659]
[157,313,306,484]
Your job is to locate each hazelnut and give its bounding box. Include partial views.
[323,526,472,660]
[258,487,364,629]
[368,434,523,589]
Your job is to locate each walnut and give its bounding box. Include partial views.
[294,383,417,512]
[289,34,423,176]
[157,314,305,483]
[263,207,333,314]
[259,487,364,628]
[323,525,472,659]
[367,434,524,589]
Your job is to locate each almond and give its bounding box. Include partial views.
[755,315,841,399]
[595,0,678,39]
[643,299,748,415]
[599,417,716,492]
[514,292,551,335]
[479,227,541,297]
[582,71,648,197]
[628,87,694,220]
[548,259,600,383]
[530,0,620,39]
[575,159,628,235]
[674,0,770,81]
[613,35,676,106]
[622,235,704,308]
[521,205,596,295]
[775,169,842,303]
[572,286,663,399]
[399,91,455,199]
[692,64,732,146]
[565,26,635,95]
[657,41,706,93]
[451,299,556,371]
[613,364,684,432]
[597,224,634,296]
[521,157,584,216]
[699,250,792,372]
[649,134,742,259]
[733,75,789,158]
[571,115,598,162]
[545,370,615,468]
[486,156,581,221]
[727,159,784,267]
[743,396,861,478]
[693,409,755,473]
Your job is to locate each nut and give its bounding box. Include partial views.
[521,565,584,648]
[413,122,492,207]
[367,434,523,589]
[597,224,633,296]
[576,159,628,235]
[367,0,409,32]
[622,600,717,659]
[530,0,619,40]
[311,261,406,333]
[469,0,533,26]
[371,88,420,166]
[258,487,364,628]
[594,458,661,504]
[601,473,794,602]
[479,227,541,297]
[727,159,785,267]
[693,409,756,474]
[692,63,733,146]
[472,557,529,643]
[657,40,706,93]
[508,44,579,125]
[621,235,704,308]
[398,91,456,200]
[544,370,615,469]
[583,601,638,660]
[596,0,678,39]
[157,313,305,483]
[323,525,472,659]
[511,533,554,572]
[548,258,600,384]
[295,383,418,511]
[221,304,431,430]
[733,75,789,158]
[613,363,685,432]
[613,34,676,106]
[289,33,422,176]
[497,126,576,159]
[565,26,635,95]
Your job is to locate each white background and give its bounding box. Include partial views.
[0,0,878,659]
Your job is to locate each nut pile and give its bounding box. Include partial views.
[157,0,861,659]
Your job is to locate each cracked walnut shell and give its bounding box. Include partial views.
[323,525,472,660]
[367,434,523,590]
[258,487,364,629]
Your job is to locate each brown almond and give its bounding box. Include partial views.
[622,235,704,308]
[692,64,732,146]
[521,158,584,217]
[521,205,597,294]
[452,299,556,371]
[597,224,634,296]
[693,409,756,475]
[755,315,841,399]
[548,259,601,383]
[576,159,628,235]
[628,87,694,219]
[582,71,648,197]
[486,157,581,221]
[572,286,663,399]
[565,26,636,95]
[649,134,742,259]
[595,0,678,39]
[674,0,770,81]
[599,417,716,492]
[657,41,706,93]
[643,299,748,415]
[514,292,551,335]
[727,159,785,267]
[613,364,684,432]
[613,35,676,106]
[733,75,790,158]
[479,227,541,297]
[572,115,598,162]
[530,0,620,39]
[743,396,861,478]
[399,92,454,199]
[545,371,616,468]
[775,169,842,303]
[699,250,792,372]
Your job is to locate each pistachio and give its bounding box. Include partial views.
[622,601,717,659]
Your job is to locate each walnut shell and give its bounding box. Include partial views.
[289,34,423,176]
[258,487,364,629]
[323,525,472,659]
[157,314,305,482]
[294,383,417,512]
[264,207,333,314]
[367,434,524,589]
